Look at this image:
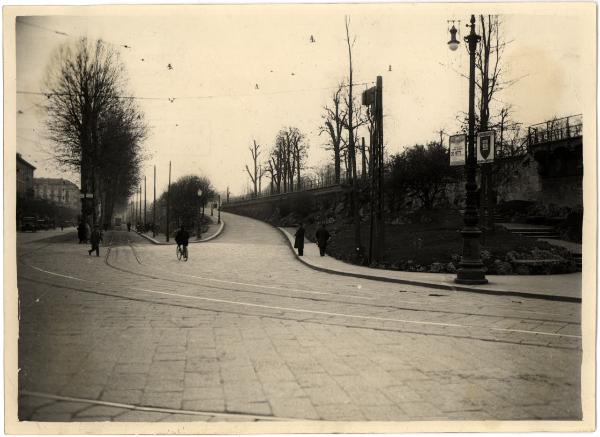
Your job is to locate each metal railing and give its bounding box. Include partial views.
[227,174,351,203]
[528,114,582,147]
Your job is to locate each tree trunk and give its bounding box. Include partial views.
[334,144,341,183]
[361,137,367,180]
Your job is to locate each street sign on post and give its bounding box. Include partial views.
[449,134,467,166]
[477,130,495,164]
[362,87,376,106]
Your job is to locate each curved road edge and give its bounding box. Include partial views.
[136,220,225,245]
[277,227,581,304]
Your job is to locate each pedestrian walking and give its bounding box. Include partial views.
[127,222,131,232]
[315,223,330,256]
[294,222,305,256]
[88,225,103,257]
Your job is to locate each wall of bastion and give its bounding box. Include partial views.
[226,153,582,221]
[445,155,582,210]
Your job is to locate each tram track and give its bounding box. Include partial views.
[105,232,580,326]
[16,230,581,349]
[17,275,580,350]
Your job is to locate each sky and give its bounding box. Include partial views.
[14,4,591,198]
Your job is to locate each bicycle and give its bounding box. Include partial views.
[176,244,188,261]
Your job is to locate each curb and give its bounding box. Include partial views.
[136,220,225,245]
[276,227,581,304]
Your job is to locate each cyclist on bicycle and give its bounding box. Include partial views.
[175,225,190,254]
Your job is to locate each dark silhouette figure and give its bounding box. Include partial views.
[77,221,87,244]
[127,222,131,232]
[175,225,190,251]
[316,223,330,256]
[294,223,305,256]
[88,226,103,257]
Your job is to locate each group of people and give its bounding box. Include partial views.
[294,223,330,257]
[77,220,103,257]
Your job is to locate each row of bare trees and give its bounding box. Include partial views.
[245,127,309,197]
[320,82,372,184]
[43,37,147,226]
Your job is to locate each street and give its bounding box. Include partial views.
[17,212,582,422]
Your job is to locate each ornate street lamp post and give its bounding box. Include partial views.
[449,15,488,284]
[197,188,203,240]
[217,194,221,225]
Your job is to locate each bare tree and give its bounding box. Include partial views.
[320,83,346,183]
[271,127,308,193]
[472,16,521,228]
[341,92,369,179]
[245,140,262,197]
[43,37,146,225]
[96,100,147,226]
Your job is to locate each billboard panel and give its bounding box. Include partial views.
[449,134,466,166]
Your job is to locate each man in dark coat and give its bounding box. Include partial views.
[294,223,305,256]
[88,225,103,257]
[315,223,330,256]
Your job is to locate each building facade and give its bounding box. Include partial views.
[34,178,80,209]
[16,153,36,199]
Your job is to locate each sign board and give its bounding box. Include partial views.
[79,193,94,199]
[477,130,495,164]
[362,87,376,106]
[449,134,467,166]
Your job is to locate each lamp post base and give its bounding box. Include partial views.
[455,226,488,284]
[455,269,488,284]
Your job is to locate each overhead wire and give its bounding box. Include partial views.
[16,81,376,102]
[16,18,378,106]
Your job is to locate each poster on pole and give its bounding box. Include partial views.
[449,134,466,166]
[477,130,495,164]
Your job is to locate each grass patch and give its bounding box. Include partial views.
[314,209,577,274]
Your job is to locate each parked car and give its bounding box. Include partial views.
[21,217,37,232]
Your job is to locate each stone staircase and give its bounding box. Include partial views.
[497,223,561,240]
[498,222,582,270]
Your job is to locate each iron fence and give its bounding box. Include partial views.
[227,174,350,203]
[528,114,582,147]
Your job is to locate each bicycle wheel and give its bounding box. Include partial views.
[176,246,182,260]
[183,246,188,261]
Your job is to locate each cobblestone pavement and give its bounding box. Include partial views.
[16,212,582,422]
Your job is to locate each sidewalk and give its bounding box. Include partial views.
[137,220,225,245]
[17,227,77,244]
[279,227,582,302]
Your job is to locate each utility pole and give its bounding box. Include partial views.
[345,16,361,255]
[166,161,171,242]
[218,194,221,224]
[144,175,147,228]
[376,76,385,263]
[362,76,385,264]
[139,185,142,226]
[153,166,156,237]
[368,130,375,263]
[226,186,230,203]
[361,137,367,180]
